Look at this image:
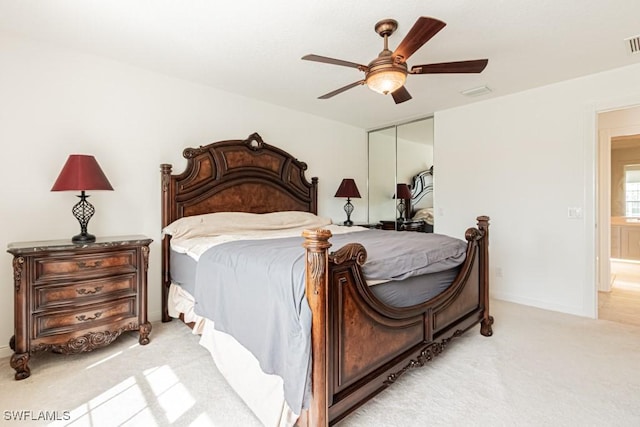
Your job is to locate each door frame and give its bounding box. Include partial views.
[596,109,640,298]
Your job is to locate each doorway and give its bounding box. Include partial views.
[600,259,640,326]
[597,106,640,326]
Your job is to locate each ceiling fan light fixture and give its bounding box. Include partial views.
[303,16,488,102]
[366,69,407,95]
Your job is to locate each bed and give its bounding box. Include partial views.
[160,133,493,427]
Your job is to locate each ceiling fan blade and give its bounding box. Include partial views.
[391,86,412,104]
[411,59,489,74]
[318,80,366,99]
[302,54,367,71]
[393,17,446,62]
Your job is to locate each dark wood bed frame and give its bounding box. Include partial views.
[160,133,493,426]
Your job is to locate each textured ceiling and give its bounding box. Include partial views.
[1,1,639,129]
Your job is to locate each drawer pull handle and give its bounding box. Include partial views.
[77,260,103,269]
[76,312,103,322]
[76,286,104,295]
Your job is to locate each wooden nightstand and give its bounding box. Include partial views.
[378,219,429,232]
[7,235,152,380]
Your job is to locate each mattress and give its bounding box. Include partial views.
[170,248,458,308]
[170,250,197,296]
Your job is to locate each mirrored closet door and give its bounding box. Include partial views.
[367,117,434,231]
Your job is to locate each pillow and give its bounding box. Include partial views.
[162,211,332,240]
[413,207,434,223]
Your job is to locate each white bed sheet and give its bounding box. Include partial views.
[168,223,367,261]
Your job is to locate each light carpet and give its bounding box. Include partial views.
[1,299,640,426]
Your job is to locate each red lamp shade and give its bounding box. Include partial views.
[51,154,113,243]
[51,155,113,191]
[334,178,361,199]
[396,183,412,200]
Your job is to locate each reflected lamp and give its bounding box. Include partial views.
[395,183,412,221]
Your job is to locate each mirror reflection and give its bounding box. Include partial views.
[368,117,434,231]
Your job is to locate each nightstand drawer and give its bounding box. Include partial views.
[33,297,137,338]
[33,273,137,310]
[34,250,137,282]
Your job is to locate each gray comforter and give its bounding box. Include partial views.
[193,229,467,415]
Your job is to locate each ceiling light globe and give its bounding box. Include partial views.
[366,69,407,95]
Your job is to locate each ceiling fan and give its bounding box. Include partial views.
[302,16,488,104]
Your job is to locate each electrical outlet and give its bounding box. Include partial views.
[495,267,503,278]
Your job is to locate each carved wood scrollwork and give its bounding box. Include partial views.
[77,260,103,269]
[30,324,138,354]
[76,312,103,322]
[307,253,325,292]
[467,215,490,243]
[243,132,265,151]
[384,330,464,385]
[142,246,150,271]
[329,243,367,266]
[161,164,172,192]
[464,227,484,242]
[76,286,103,295]
[10,353,30,380]
[302,228,332,295]
[307,252,324,280]
[139,322,152,345]
[481,315,495,337]
[12,256,24,292]
[183,146,207,159]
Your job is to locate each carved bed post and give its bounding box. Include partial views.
[477,215,494,336]
[302,228,333,427]
[160,164,173,322]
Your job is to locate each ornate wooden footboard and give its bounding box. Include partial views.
[302,217,491,426]
[160,133,492,427]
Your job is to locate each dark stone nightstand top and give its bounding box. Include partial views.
[7,235,153,255]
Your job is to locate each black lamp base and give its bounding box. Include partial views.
[396,200,406,222]
[71,191,97,244]
[72,232,96,243]
[343,198,355,227]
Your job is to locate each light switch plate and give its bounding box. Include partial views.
[568,207,583,219]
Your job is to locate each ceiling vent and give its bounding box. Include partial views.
[625,35,640,55]
[460,85,492,97]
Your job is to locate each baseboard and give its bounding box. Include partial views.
[0,345,11,359]
[491,293,589,318]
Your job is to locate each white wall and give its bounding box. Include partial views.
[0,35,366,357]
[435,62,640,317]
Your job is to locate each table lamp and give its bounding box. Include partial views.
[51,154,114,243]
[334,178,361,226]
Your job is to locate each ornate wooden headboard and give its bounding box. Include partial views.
[161,132,318,229]
[159,132,318,320]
